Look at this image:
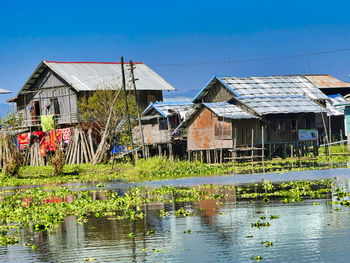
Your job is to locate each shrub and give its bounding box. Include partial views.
[4,150,22,177]
[52,147,65,176]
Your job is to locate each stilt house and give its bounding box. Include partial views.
[188,75,328,160]
[7,61,176,129]
[136,101,195,158]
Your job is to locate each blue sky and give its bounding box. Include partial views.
[1,0,350,107]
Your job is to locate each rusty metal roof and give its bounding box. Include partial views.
[203,102,257,119]
[305,74,350,89]
[238,95,327,115]
[193,75,328,102]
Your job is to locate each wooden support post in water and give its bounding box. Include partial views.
[168,143,173,161]
[251,129,254,163]
[158,144,162,157]
[321,112,330,156]
[261,126,264,168]
[340,129,344,151]
[329,115,332,157]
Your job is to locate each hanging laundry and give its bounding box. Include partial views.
[48,130,59,151]
[17,133,30,150]
[61,128,71,143]
[40,141,47,157]
[41,115,55,132]
[32,131,46,143]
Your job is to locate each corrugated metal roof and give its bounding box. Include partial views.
[0,88,11,94]
[143,102,195,120]
[305,74,350,89]
[44,61,176,91]
[238,95,327,115]
[193,75,328,102]
[326,95,346,116]
[221,75,328,100]
[203,102,257,119]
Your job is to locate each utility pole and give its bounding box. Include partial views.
[129,60,146,159]
[121,57,135,165]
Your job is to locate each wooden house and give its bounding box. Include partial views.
[304,74,350,140]
[135,102,195,158]
[7,61,176,129]
[179,102,260,162]
[188,75,328,160]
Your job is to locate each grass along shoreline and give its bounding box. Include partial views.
[0,147,349,187]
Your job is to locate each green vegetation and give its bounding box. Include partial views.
[0,151,348,187]
[0,179,334,246]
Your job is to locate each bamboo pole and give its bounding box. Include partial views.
[92,88,122,164]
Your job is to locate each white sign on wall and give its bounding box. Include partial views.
[298,129,317,141]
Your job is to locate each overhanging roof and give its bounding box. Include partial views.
[203,102,257,119]
[237,95,327,115]
[142,101,195,119]
[12,60,176,100]
[305,74,350,89]
[193,75,328,102]
[0,88,11,94]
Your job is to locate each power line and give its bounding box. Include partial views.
[149,47,350,67]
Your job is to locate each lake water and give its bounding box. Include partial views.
[1,168,350,262]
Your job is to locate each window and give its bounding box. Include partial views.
[277,120,284,131]
[215,120,231,139]
[50,98,60,115]
[159,118,168,130]
[34,101,41,116]
[291,119,297,131]
[305,119,312,129]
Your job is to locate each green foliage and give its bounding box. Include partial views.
[0,111,17,129]
[0,154,347,187]
[0,179,334,250]
[77,90,137,136]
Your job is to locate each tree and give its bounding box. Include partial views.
[78,89,137,138]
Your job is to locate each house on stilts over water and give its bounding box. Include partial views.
[7,60,176,128]
[134,101,195,160]
[6,60,176,165]
[174,75,330,162]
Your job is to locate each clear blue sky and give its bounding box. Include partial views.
[1,0,350,105]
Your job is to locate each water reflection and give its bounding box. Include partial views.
[2,193,350,262]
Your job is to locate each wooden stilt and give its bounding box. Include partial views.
[158,144,162,157]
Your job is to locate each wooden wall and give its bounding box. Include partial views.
[141,118,171,145]
[232,119,262,146]
[201,83,233,103]
[137,90,163,111]
[264,113,316,143]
